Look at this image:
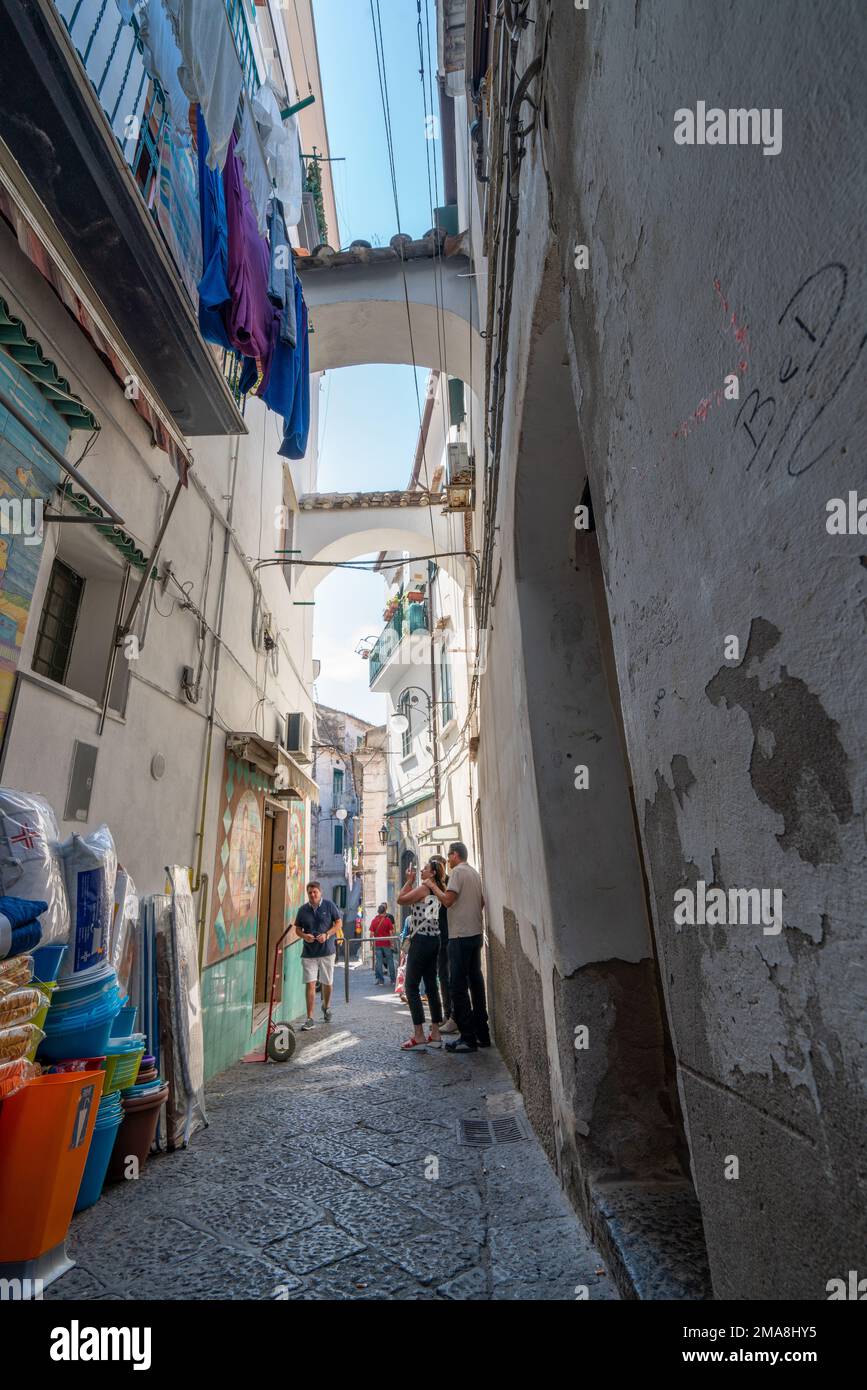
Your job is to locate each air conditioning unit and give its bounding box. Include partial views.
[284,711,312,764]
[447,442,469,481]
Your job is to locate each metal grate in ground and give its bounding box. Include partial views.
[458,1115,527,1146]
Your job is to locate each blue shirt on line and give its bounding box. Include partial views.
[295,899,341,957]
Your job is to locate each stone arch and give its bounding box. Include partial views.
[293,518,466,601]
[298,253,483,397]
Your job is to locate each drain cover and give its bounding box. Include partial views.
[458,1115,526,1145]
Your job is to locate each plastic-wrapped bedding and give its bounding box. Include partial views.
[111,869,139,998]
[0,790,69,946]
[61,825,118,977]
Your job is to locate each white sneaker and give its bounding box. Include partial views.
[439,1018,459,1034]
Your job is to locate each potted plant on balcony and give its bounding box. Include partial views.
[383,596,400,622]
[406,586,425,604]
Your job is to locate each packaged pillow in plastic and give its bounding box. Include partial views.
[61,825,118,976]
[0,986,47,1028]
[0,1057,40,1100]
[0,954,33,991]
[0,790,70,946]
[111,868,139,998]
[0,1023,44,1062]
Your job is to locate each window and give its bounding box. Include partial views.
[440,649,455,725]
[332,767,344,797]
[332,884,347,909]
[30,533,133,714]
[333,823,344,854]
[398,690,412,757]
[32,559,84,684]
[278,469,295,590]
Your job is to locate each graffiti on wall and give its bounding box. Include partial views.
[0,354,67,744]
[284,799,306,924]
[208,753,270,965]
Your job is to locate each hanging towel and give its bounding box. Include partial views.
[252,82,302,226]
[236,102,272,236]
[166,0,243,173]
[136,0,191,143]
[276,283,310,459]
[267,198,297,348]
[196,106,233,350]
[222,132,278,366]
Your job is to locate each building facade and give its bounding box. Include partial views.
[0,0,338,1078]
[437,0,867,1300]
[311,704,372,920]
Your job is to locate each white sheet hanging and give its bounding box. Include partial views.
[236,101,272,235]
[136,0,191,143]
[252,81,302,227]
[165,0,243,172]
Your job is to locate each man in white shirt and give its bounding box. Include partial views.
[427,842,489,1053]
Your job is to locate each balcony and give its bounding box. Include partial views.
[0,0,248,436]
[368,601,431,691]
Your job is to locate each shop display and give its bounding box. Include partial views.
[0,790,69,946]
[60,825,117,977]
[0,793,173,1284]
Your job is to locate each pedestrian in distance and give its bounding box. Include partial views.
[370,902,397,985]
[295,881,342,1030]
[427,842,489,1053]
[396,858,445,1051]
[430,853,457,1034]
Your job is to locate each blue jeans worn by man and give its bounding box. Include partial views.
[375,945,396,984]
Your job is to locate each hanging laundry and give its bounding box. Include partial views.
[267,198,297,348]
[222,131,278,367]
[275,281,310,460]
[252,82,302,227]
[164,0,243,173]
[236,102,272,236]
[196,106,232,350]
[136,0,191,143]
[260,277,301,418]
[157,122,202,303]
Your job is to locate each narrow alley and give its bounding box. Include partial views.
[0,0,863,1342]
[45,961,617,1303]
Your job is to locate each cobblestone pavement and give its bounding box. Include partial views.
[47,963,618,1301]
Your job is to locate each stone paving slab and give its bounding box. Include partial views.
[46,962,617,1301]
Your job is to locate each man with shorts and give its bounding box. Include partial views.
[295,881,342,1030]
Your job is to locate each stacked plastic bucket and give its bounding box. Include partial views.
[106,1053,168,1186]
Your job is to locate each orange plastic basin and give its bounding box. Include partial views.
[0,1063,104,1261]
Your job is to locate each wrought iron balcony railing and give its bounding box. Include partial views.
[368,601,429,686]
[52,0,261,306]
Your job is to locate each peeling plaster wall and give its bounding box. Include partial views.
[502,0,867,1296]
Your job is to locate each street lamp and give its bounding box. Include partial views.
[390,686,432,735]
[378,824,388,845]
[334,807,348,821]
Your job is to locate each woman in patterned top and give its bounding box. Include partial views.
[396,858,446,1051]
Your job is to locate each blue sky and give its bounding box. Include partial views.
[310,0,441,722]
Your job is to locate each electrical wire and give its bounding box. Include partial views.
[292,0,314,94]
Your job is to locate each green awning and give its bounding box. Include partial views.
[0,298,98,430]
[59,485,153,573]
[385,788,436,818]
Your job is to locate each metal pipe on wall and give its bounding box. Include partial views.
[194,435,242,966]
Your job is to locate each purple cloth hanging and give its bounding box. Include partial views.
[222,131,277,368]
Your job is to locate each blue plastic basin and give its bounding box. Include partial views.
[31,944,68,983]
[75,1095,124,1212]
[38,989,123,1063]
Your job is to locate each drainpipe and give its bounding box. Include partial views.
[428,572,442,823]
[194,436,241,966]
